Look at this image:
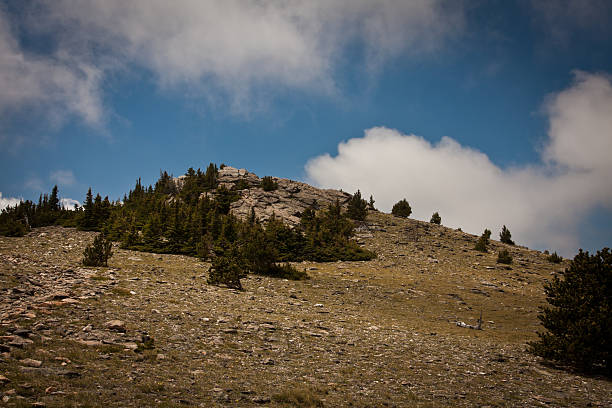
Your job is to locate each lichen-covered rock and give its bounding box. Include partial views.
[218,166,351,225]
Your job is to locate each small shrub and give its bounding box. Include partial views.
[500,225,515,245]
[136,334,155,353]
[528,248,611,375]
[547,251,563,263]
[430,212,441,225]
[272,386,325,408]
[263,263,309,280]
[497,249,513,264]
[207,250,246,290]
[261,176,278,192]
[233,179,249,190]
[391,199,412,218]
[82,233,113,267]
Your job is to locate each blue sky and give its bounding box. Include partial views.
[1,0,611,256]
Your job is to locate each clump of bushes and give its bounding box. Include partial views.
[391,199,412,218]
[82,233,113,267]
[500,225,515,245]
[261,263,309,280]
[430,212,441,225]
[347,190,368,221]
[497,249,513,264]
[547,251,563,263]
[474,229,491,252]
[528,248,611,375]
[261,176,278,191]
[207,246,246,290]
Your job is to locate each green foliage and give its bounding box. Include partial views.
[347,190,368,221]
[233,179,250,190]
[547,251,563,263]
[77,188,113,231]
[497,249,513,264]
[474,229,491,252]
[207,245,246,290]
[261,176,278,192]
[0,185,81,236]
[1,164,376,288]
[391,199,412,218]
[0,218,28,237]
[500,225,514,245]
[368,195,376,210]
[528,248,611,375]
[82,233,113,267]
[430,212,441,225]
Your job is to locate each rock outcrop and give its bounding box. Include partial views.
[190,166,352,226]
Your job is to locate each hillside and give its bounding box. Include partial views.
[1,207,610,406]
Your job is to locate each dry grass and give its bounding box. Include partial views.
[0,216,610,407]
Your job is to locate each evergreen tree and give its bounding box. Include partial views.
[261,176,278,192]
[430,212,441,225]
[49,185,60,211]
[207,244,246,290]
[347,190,368,221]
[529,248,611,374]
[474,229,491,252]
[82,233,113,267]
[497,249,513,264]
[391,199,412,218]
[368,195,376,210]
[500,225,515,245]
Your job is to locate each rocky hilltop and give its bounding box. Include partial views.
[178,166,351,225]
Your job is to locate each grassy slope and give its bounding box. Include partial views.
[0,212,610,407]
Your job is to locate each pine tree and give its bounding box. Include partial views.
[391,199,412,218]
[528,248,611,374]
[49,185,60,211]
[261,176,278,192]
[347,190,368,221]
[497,249,512,264]
[474,229,491,252]
[368,195,376,210]
[430,212,441,224]
[500,225,514,245]
[82,233,113,267]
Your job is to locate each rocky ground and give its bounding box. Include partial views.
[1,213,610,407]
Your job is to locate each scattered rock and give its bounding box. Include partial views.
[19,358,42,368]
[104,320,126,332]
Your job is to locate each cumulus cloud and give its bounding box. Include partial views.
[60,198,80,210]
[0,0,463,121]
[305,71,612,256]
[50,170,76,187]
[0,8,103,130]
[0,192,21,210]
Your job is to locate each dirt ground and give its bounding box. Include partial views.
[1,213,610,407]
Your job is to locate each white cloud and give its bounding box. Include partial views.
[50,170,76,187]
[305,71,612,256]
[0,192,21,210]
[0,9,103,130]
[60,198,80,210]
[3,0,462,119]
